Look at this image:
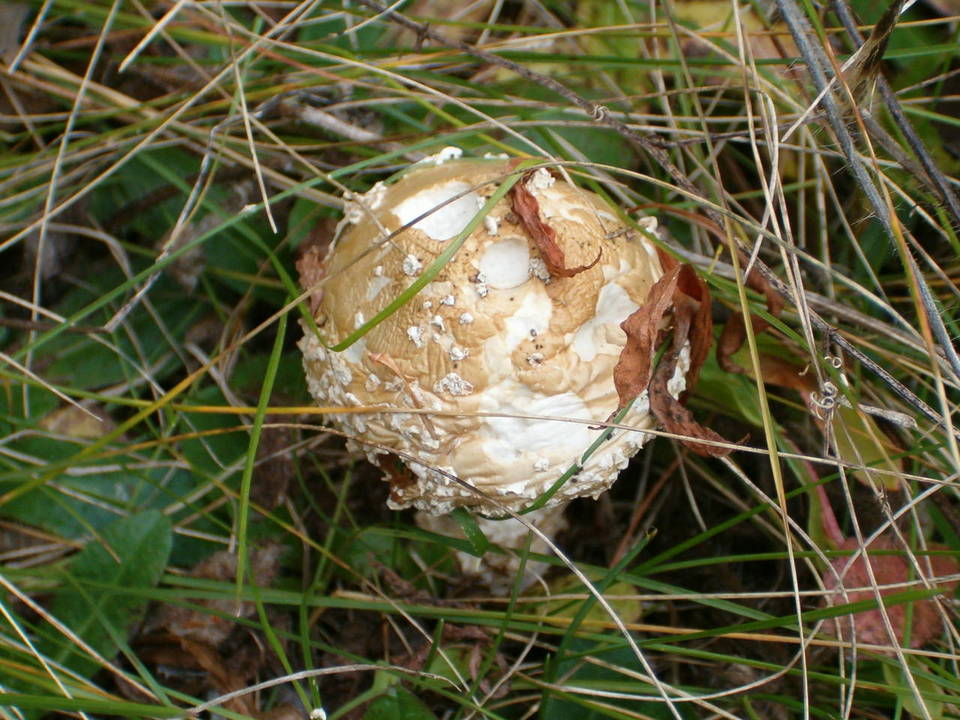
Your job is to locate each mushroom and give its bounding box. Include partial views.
[299,149,682,586]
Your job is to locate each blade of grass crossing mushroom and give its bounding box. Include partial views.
[328,161,537,352]
[235,311,287,600]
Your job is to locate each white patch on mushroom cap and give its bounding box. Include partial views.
[479,237,531,290]
[502,290,552,353]
[366,275,392,301]
[434,372,474,396]
[406,326,424,347]
[479,380,594,461]
[527,168,555,191]
[416,146,463,166]
[392,181,482,241]
[571,282,639,362]
[342,181,388,225]
[529,257,550,283]
[402,254,422,276]
[342,336,366,364]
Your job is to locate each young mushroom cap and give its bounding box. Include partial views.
[299,150,681,517]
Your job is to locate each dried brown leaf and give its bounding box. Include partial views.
[296,243,327,315]
[180,637,256,716]
[675,263,713,391]
[152,544,284,645]
[510,175,600,278]
[251,420,294,511]
[614,260,730,456]
[614,264,683,409]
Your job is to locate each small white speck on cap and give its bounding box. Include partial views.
[402,254,423,276]
[527,167,555,191]
[364,374,381,392]
[373,265,384,276]
[434,372,474,396]
[533,458,550,472]
[527,353,544,365]
[483,214,499,236]
[422,300,433,310]
[407,326,424,347]
[354,311,365,328]
[458,312,474,325]
[449,346,468,361]
[440,294,455,306]
[529,257,550,283]
[638,216,659,233]
[430,315,445,331]
[417,146,463,166]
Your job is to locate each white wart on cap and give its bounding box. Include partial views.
[299,151,674,516]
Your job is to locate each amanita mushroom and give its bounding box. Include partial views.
[299,149,682,585]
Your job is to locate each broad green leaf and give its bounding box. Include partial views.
[830,403,903,491]
[363,687,437,720]
[694,354,765,427]
[882,658,945,720]
[541,638,695,720]
[530,577,643,627]
[40,510,173,675]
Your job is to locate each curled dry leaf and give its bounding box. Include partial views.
[614,255,731,457]
[614,263,684,404]
[650,345,730,457]
[510,173,601,278]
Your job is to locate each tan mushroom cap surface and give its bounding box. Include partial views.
[300,152,674,515]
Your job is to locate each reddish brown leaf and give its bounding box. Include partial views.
[152,544,284,645]
[613,263,713,408]
[251,418,294,511]
[824,536,959,651]
[675,264,713,391]
[649,345,731,457]
[614,259,730,456]
[614,264,683,409]
[510,175,601,278]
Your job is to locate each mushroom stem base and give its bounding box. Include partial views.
[415,504,568,592]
